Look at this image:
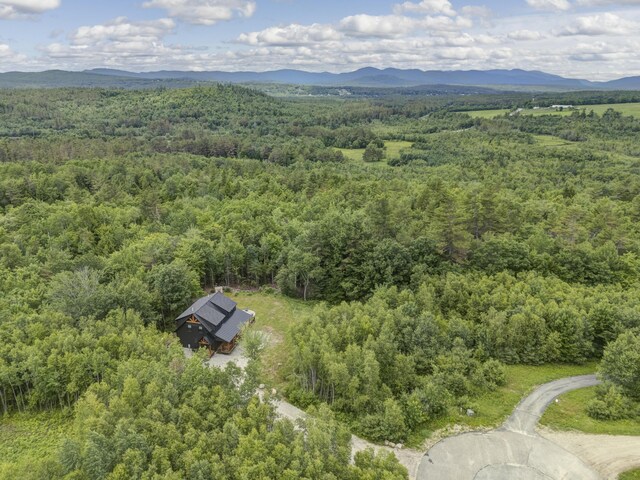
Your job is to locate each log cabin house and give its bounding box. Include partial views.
[175,292,255,356]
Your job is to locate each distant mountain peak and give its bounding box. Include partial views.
[1,67,639,90]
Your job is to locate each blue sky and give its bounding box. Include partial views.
[1,0,639,79]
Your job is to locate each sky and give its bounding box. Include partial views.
[0,0,639,80]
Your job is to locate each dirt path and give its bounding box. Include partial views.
[540,430,640,480]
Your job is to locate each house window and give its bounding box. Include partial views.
[188,324,192,329]
[199,325,203,330]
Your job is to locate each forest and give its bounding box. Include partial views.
[1,85,639,478]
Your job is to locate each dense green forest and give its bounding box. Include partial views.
[1,85,640,477]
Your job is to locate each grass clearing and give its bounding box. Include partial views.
[230,291,316,388]
[534,134,577,148]
[620,469,640,480]
[337,147,365,162]
[0,410,72,478]
[540,386,640,436]
[338,140,413,164]
[465,108,510,118]
[406,362,597,447]
[385,140,413,159]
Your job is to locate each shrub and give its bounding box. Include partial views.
[587,384,635,420]
[479,359,507,389]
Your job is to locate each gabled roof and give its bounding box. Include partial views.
[176,292,253,344]
[210,292,237,313]
[215,308,253,343]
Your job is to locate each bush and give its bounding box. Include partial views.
[356,399,408,443]
[599,331,640,400]
[587,384,635,420]
[480,359,507,388]
[362,142,385,162]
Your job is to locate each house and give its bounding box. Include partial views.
[175,292,255,356]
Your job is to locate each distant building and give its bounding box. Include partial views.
[175,292,255,356]
[551,105,574,109]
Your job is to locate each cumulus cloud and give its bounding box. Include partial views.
[338,14,467,38]
[42,17,186,67]
[4,0,635,81]
[508,29,545,40]
[0,0,59,18]
[393,0,456,16]
[237,23,342,46]
[526,0,571,11]
[70,17,176,46]
[142,0,256,26]
[558,12,636,35]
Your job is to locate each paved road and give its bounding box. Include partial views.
[417,375,602,480]
[502,375,600,435]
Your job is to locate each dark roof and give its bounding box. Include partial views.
[197,302,226,327]
[210,292,237,313]
[176,292,253,344]
[215,308,253,343]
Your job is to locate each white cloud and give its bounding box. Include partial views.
[0,42,27,64]
[393,0,456,16]
[558,12,636,35]
[338,15,415,38]
[42,17,185,67]
[237,23,342,46]
[508,29,545,40]
[142,0,256,26]
[2,0,636,81]
[0,0,59,18]
[70,17,176,46]
[526,0,571,11]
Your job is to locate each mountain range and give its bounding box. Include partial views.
[0,67,639,90]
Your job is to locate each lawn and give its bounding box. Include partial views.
[406,362,597,447]
[0,410,72,479]
[337,140,413,164]
[540,386,640,436]
[620,469,640,480]
[465,108,510,118]
[534,134,578,148]
[229,291,317,388]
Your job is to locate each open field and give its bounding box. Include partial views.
[338,140,413,163]
[465,102,640,118]
[533,134,578,148]
[620,469,640,480]
[406,362,597,447]
[540,386,640,436]
[0,411,72,479]
[229,291,316,388]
